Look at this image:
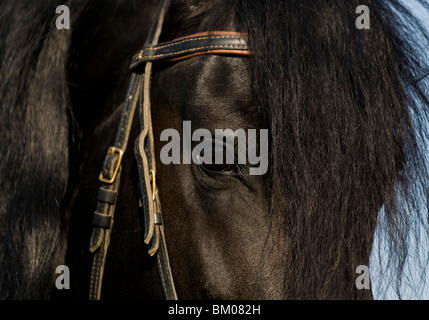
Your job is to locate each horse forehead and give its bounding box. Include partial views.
[169,0,237,37]
[182,55,255,129]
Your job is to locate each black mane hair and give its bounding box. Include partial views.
[236,0,429,298]
[0,0,88,299]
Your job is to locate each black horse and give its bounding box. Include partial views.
[1,0,429,300]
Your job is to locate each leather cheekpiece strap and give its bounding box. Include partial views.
[89,73,143,300]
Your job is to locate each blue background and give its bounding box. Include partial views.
[370,0,429,300]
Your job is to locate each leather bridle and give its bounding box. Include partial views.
[88,0,250,300]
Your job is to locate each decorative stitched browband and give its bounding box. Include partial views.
[129,31,249,69]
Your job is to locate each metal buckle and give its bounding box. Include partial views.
[149,169,157,201]
[99,147,124,184]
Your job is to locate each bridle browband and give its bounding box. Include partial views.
[88,0,250,300]
[130,30,249,67]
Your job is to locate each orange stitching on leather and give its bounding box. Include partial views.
[170,31,246,42]
[168,49,250,62]
[130,45,249,68]
[146,44,248,59]
[133,34,247,60]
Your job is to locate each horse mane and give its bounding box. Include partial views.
[236,0,429,299]
[0,0,88,299]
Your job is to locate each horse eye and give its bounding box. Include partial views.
[197,146,235,173]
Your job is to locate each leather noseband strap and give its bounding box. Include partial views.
[88,0,250,300]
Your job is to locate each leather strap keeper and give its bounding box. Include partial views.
[97,188,117,204]
[92,212,112,228]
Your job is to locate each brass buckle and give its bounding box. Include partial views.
[99,147,124,184]
[149,169,157,201]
